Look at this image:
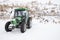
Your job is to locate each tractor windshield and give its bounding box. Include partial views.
[14,11,22,17]
[14,10,26,18]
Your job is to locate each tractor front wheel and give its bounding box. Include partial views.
[20,22,26,33]
[5,21,12,32]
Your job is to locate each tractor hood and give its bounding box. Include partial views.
[11,16,22,25]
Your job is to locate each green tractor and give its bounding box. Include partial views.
[5,8,32,33]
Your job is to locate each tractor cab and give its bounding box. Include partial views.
[13,8,29,23]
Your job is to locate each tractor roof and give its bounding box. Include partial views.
[15,8,28,11]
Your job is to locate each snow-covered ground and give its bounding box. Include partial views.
[0,16,60,40]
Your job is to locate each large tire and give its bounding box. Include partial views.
[5,21,12,32]
[27,17,32,29]
[20,22,26,33]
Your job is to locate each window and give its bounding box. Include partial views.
[18,11,21,16]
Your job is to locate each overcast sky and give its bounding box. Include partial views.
[0,0,60,4]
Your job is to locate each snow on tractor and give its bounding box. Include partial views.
[5,8,32,33]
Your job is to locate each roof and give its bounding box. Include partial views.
[15,8,28,11]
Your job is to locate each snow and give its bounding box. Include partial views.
[0,0,60,40]
[0,0,60,5]
[0,17,60,40]
[0,0,60,17]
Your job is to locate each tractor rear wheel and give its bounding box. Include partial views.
[5,21,12,32]
[27,17,32,29]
